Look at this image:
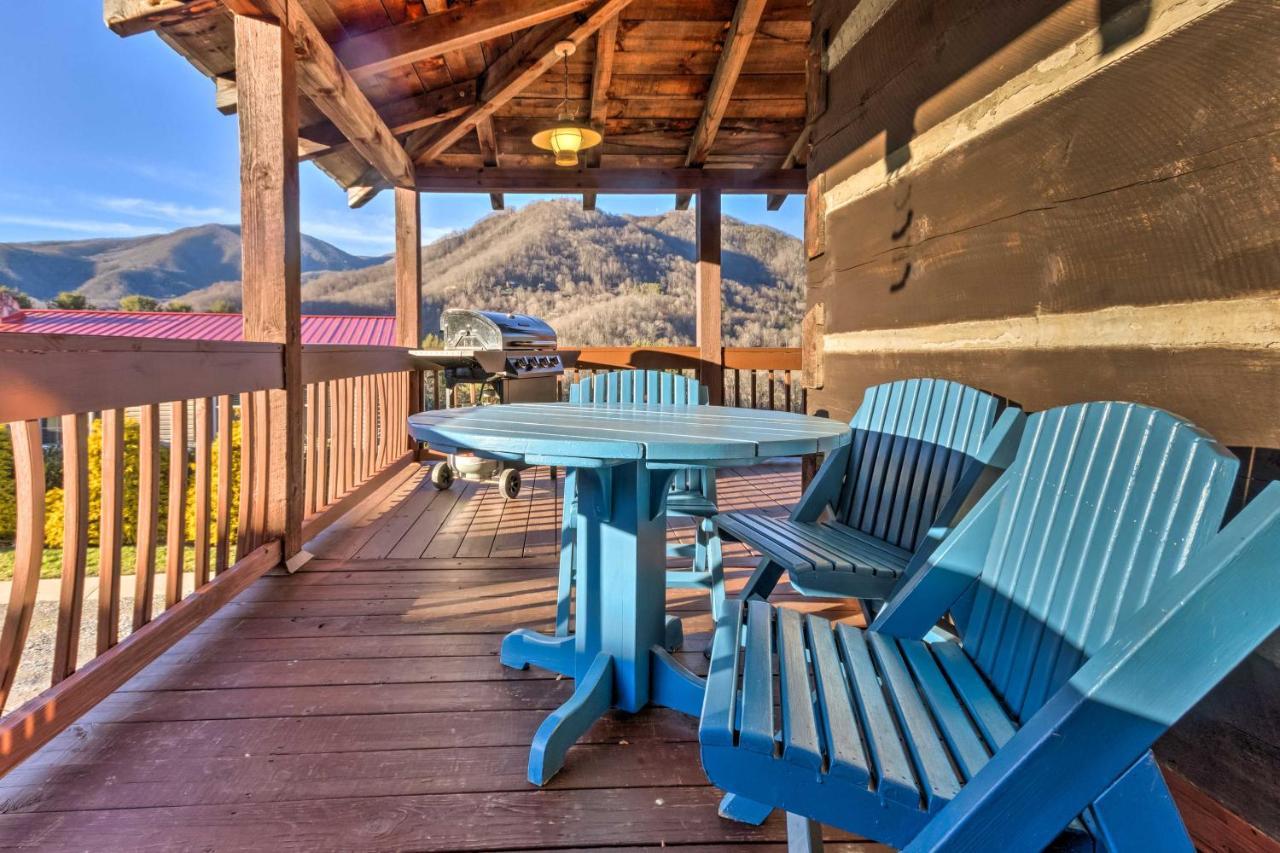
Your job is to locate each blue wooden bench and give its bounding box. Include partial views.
[699,401,1277,851]
[716,378,1024,604]
[556,370,725,640]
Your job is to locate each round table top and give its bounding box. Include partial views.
[408,402,851,467]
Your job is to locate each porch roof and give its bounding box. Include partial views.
[109,0,811,206]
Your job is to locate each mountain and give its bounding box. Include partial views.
[205,200,803,347]
[0,224,385,305]
[0,201,805,347]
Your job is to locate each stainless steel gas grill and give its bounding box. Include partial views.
[410,309,567,498]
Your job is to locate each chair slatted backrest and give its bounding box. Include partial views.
[569,370,704,406]
[569,370,711,495]
[955,402,1238,722]
[836,379,1002,552]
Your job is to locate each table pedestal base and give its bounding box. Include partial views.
[499,461,707,785]
[502,632,705,784]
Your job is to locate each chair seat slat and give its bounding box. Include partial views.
[900,640,992,780]
[777,607,823,770]
[836,625,919,807]
[867,632,963,810]
[739,600,777,756]
[805,615,871,785]
[931,641,1017,751]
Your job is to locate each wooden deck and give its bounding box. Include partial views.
[0,462,882,852]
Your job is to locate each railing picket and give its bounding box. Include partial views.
[768,370,776,410]
[332,380,343,494]
[305,383,318,515]
[132,404,161,629]
[252,390,271,547]
[215,395,233,575]
[52,412,89,683]
[0,421,44,709]
[193,398,212,586]
[353,377,365,484]
[314,381,330,512]
[373,373,387,471]
[98,409,125,652]
[165,399,188,608]
[341,377,355,492]
[784,370,793,413]
[237,392,255,557]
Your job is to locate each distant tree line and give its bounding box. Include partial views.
[0,283,207,313]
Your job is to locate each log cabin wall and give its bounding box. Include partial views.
[803,0,1280,843]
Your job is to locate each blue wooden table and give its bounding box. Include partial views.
[407,402,852,785]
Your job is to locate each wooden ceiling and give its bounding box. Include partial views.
[130,0,811,207]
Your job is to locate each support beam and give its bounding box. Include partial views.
[250,0,416,189]
[394,188,423,350]
[583,14,618,211]
[349,0,636,208]
[415,166,806,194]
[696,189,723,405]
[235,13,304,562]
[475,118,505,211]
[395,188,424,430]
[335,0,594,80]
[675,0,769,209]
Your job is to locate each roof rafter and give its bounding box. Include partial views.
[765,125,810,210]
[419,0,505,211]
[675,0,770,210]
[256,0,416,189]
[348,0,636,208]
[110,0,416,190]
[336,0,595,80]
[475,117,505,210]
[582,14,618,211]
[103,0,222,36]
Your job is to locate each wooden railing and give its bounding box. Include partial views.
[0,335,797,772]
[424,346,805,412]
[0,332,416,772]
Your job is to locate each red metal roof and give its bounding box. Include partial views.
[0,310,397,346]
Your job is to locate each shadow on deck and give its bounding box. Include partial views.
[0,463,882,851]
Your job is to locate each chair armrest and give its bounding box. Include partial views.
[871,477,1008,638]
[788,440,851,523]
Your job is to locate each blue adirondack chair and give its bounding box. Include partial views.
[716,379,1025,606]
[556,370,725,638]
[700,401,1277,851]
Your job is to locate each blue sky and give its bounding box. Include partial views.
[0,2,802,256]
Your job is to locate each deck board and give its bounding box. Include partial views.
[0,463,882,852]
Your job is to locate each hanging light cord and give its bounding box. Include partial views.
[559,48,572,118]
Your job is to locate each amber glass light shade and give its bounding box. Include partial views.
[532,121,602,167]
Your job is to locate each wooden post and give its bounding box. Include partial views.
[395,187,423,431]
[695,188,724,405]
[236,13,304,562]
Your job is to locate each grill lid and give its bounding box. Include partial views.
[441,309,556,351]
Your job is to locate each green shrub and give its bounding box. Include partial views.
[0,428,14,544]
[42,413,242,549]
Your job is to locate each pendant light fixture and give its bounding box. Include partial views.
[531,40,602,167]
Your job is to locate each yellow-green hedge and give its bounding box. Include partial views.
[42,416,242,549]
